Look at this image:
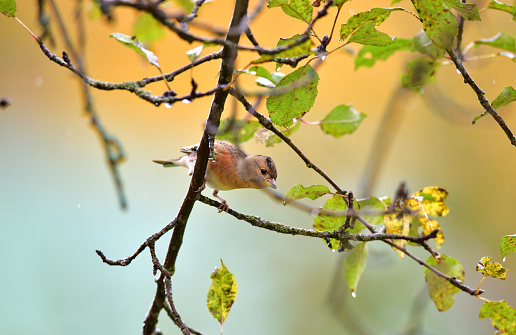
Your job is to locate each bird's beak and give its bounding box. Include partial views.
[264,178,277,189]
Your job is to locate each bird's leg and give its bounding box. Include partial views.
[213,190,228,213]
[196,177,207,193]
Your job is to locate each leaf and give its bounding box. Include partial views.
[357,197,386,226]
[476,256,507,280]
[339,7,405,41]
[207,260,237,325]
[284,184,331,205]
[411,186,450,217]
[443,0,480,21]
[255,120,301,147]
[319,104,367,138]
[412,30,444,60]
[253,34,314,71]
[332,0,351,9]
[238,66,284,88]
[424,255,465,311]
[268,0,313,23]
[313,194,348,250]
[174,0,195,12]
[343,242,368,296]
[348,21,394,46]
[401,58,439,93]
[501,234,516,261]
[411,217,445,248]
[266,64,319,127]
[354,38,412,70]
[410,0,457,49]
[384,211,411,258]
[132,13,165,46]
[110,33,161,69]
[186,45,204,62]
[0,0,16,17]
[479,300,516,334]
[216,118,261,144]
[474,32,516,53]
[487,0,516,20]
[492,86,516,109]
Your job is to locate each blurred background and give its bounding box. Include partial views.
[1,0,516,334]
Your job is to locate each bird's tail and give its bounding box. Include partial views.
[152,157,184,167]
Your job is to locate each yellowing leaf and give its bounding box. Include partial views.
[207,260,237,325]
[343,242,368,296]
[384,212,410,258]
[424,255,464,311]
[501,234,516,261]
[476,256,507,280]
[284,184,330,205]
[479,300,516,334]
[411,186,449,217]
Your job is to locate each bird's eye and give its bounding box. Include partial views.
[260,168,267,175]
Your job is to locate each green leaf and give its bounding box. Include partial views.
[238,66,284,88]
[313,194,348,249]
[424,255,465,311]
[174,0,195,12]
[132,13,165,46]
[266,64,319,127]
[357,197,386,226]
[354,38,412,70]
[340,7,405,41]
[487,0,516,20]
[110,33,161,69]
[411,186,449,217]
[348,21,394,46]
[412,30,444,59]
[474,32,516,53]
[343,242,368,296]
[410,0,457,49]
[443,0,480,21]
[284,184,331,205]
[491,86,516,110]
[253,34,314,71]
[216,119,261,144]
[268,0,313,23]
[333,0,351,9]
[0,0,16,17]
[476,256,507,280]
[400,58,439,93]
[207,260,237,325]
[320,104,367,138]
[479,300,516,334]
[501,234,516,261]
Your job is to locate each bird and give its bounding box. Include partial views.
[153,141,278,212]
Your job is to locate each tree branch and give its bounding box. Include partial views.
[447,48,516,147]
[229,87,346,195]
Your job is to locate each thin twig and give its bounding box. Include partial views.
[229,87,346,194]
[447,48,516,147]
[164,277,191,335]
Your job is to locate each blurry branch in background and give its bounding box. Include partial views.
[40,0,128,209]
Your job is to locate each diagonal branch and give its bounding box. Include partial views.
[229,87,346,195]
[447,48,516,147]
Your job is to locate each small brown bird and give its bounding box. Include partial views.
[153,141,278,212]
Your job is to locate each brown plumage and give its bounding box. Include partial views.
[153,141,278,212]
